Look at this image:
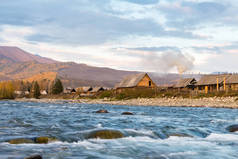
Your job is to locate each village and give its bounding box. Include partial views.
[60,73,238,96]
[10,72,238,100]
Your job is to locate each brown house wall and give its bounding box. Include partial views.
[195,83,238,92]
[137,74,156,87]
[227,84,238,91]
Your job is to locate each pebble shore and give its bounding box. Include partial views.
[15,97,238,108]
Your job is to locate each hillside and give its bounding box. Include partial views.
[24,72,58,83]
[0,46,201,87]
[0,46,139,87]
[0,46,57,63]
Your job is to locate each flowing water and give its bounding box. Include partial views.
[0,101,238,159]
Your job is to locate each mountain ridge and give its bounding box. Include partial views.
[0,46,201,87]
[0,46,139,87]
[0,46,57,64]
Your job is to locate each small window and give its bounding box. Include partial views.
[149,81,152,86]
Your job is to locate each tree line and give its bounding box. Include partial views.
[0,78,63,99]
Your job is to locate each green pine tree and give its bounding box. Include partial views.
[31,81,40,99]
[52,79,63,94]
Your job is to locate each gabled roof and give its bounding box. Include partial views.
[91,87,104,93]
[174,78,196,88]
[77,86,93,92]
[226,74,238,84]
[115,73,148,88]
[196,74,230,86]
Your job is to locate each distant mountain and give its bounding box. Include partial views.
[0,46,139,87]
[0,46,201,87]
[0,46,57,63]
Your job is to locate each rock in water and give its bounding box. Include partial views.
[168,133,193,138]
[8,137,57,144]
[226,124,238,132]
[87,130,124,139]
[24,154,42,159]
[8,138,35,144]
[121,112,134,115]
[95,109,109,113]
[34,136,57,144]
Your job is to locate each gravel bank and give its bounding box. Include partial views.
[15,97,238,108]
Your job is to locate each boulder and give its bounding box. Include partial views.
[34,136,58,144]
[168,133,192,138]
[226,124,238,132]
[95,109,109,113]
[8,136,57,144]
[87,130,124,139]
[24,155,42,159]
[121,112,134,115]
[8,138,35,144]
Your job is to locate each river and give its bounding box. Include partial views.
[0,101,238,159]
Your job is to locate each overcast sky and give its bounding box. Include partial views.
[1,0,238,73]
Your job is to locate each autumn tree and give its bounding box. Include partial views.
[0,81,15,99]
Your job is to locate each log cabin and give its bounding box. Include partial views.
[225,74,238,91]
[196,74,230,93]
[115,73,156,91]
[173,78,197,91]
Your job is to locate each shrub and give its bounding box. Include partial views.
[99,90,114,99]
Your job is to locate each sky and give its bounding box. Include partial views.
[1,0,238,73]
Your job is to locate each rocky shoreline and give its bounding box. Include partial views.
[14,97,238,108]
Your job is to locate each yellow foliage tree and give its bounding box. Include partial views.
[0,81,15,99]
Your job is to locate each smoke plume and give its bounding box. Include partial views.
[142,51,194,74]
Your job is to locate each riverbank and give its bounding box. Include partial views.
[14,96,238,108]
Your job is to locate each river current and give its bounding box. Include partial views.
[0,101,238,159]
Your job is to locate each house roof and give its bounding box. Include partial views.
[91,87,104,93]
[174,78,196,88]
[115,73,149,88]
[77,86,92,92]
[196,74,230,86]
[226,74,238,84]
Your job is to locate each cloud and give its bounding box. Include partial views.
[158,1,229,30]
[120,0,159,5]
[191,42,238,54]
[124,46,180,52]
[0,0,205,46]
[0,0,238,73]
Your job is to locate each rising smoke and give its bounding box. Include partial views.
[142,51,195,74]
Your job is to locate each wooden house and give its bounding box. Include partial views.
[76,86,93,93]
[115,73,156,91]
[64,87,76,94]
[24,91,30,95]
[225,74,238,91]
[14,91,23,95]
[90,87,105,93]
[173,78,197,91]
[196,74,230,93]
[40,90,48,95]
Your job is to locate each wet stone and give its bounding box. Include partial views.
[95,109,109,113]
[168,133,193,138]
[121,112,134,115]
[8,138,35,144]
[34,136,57,144]
[24,154,42,159]
[87,129,124,139]
[226,124,238,132]
[8,137,57,144]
